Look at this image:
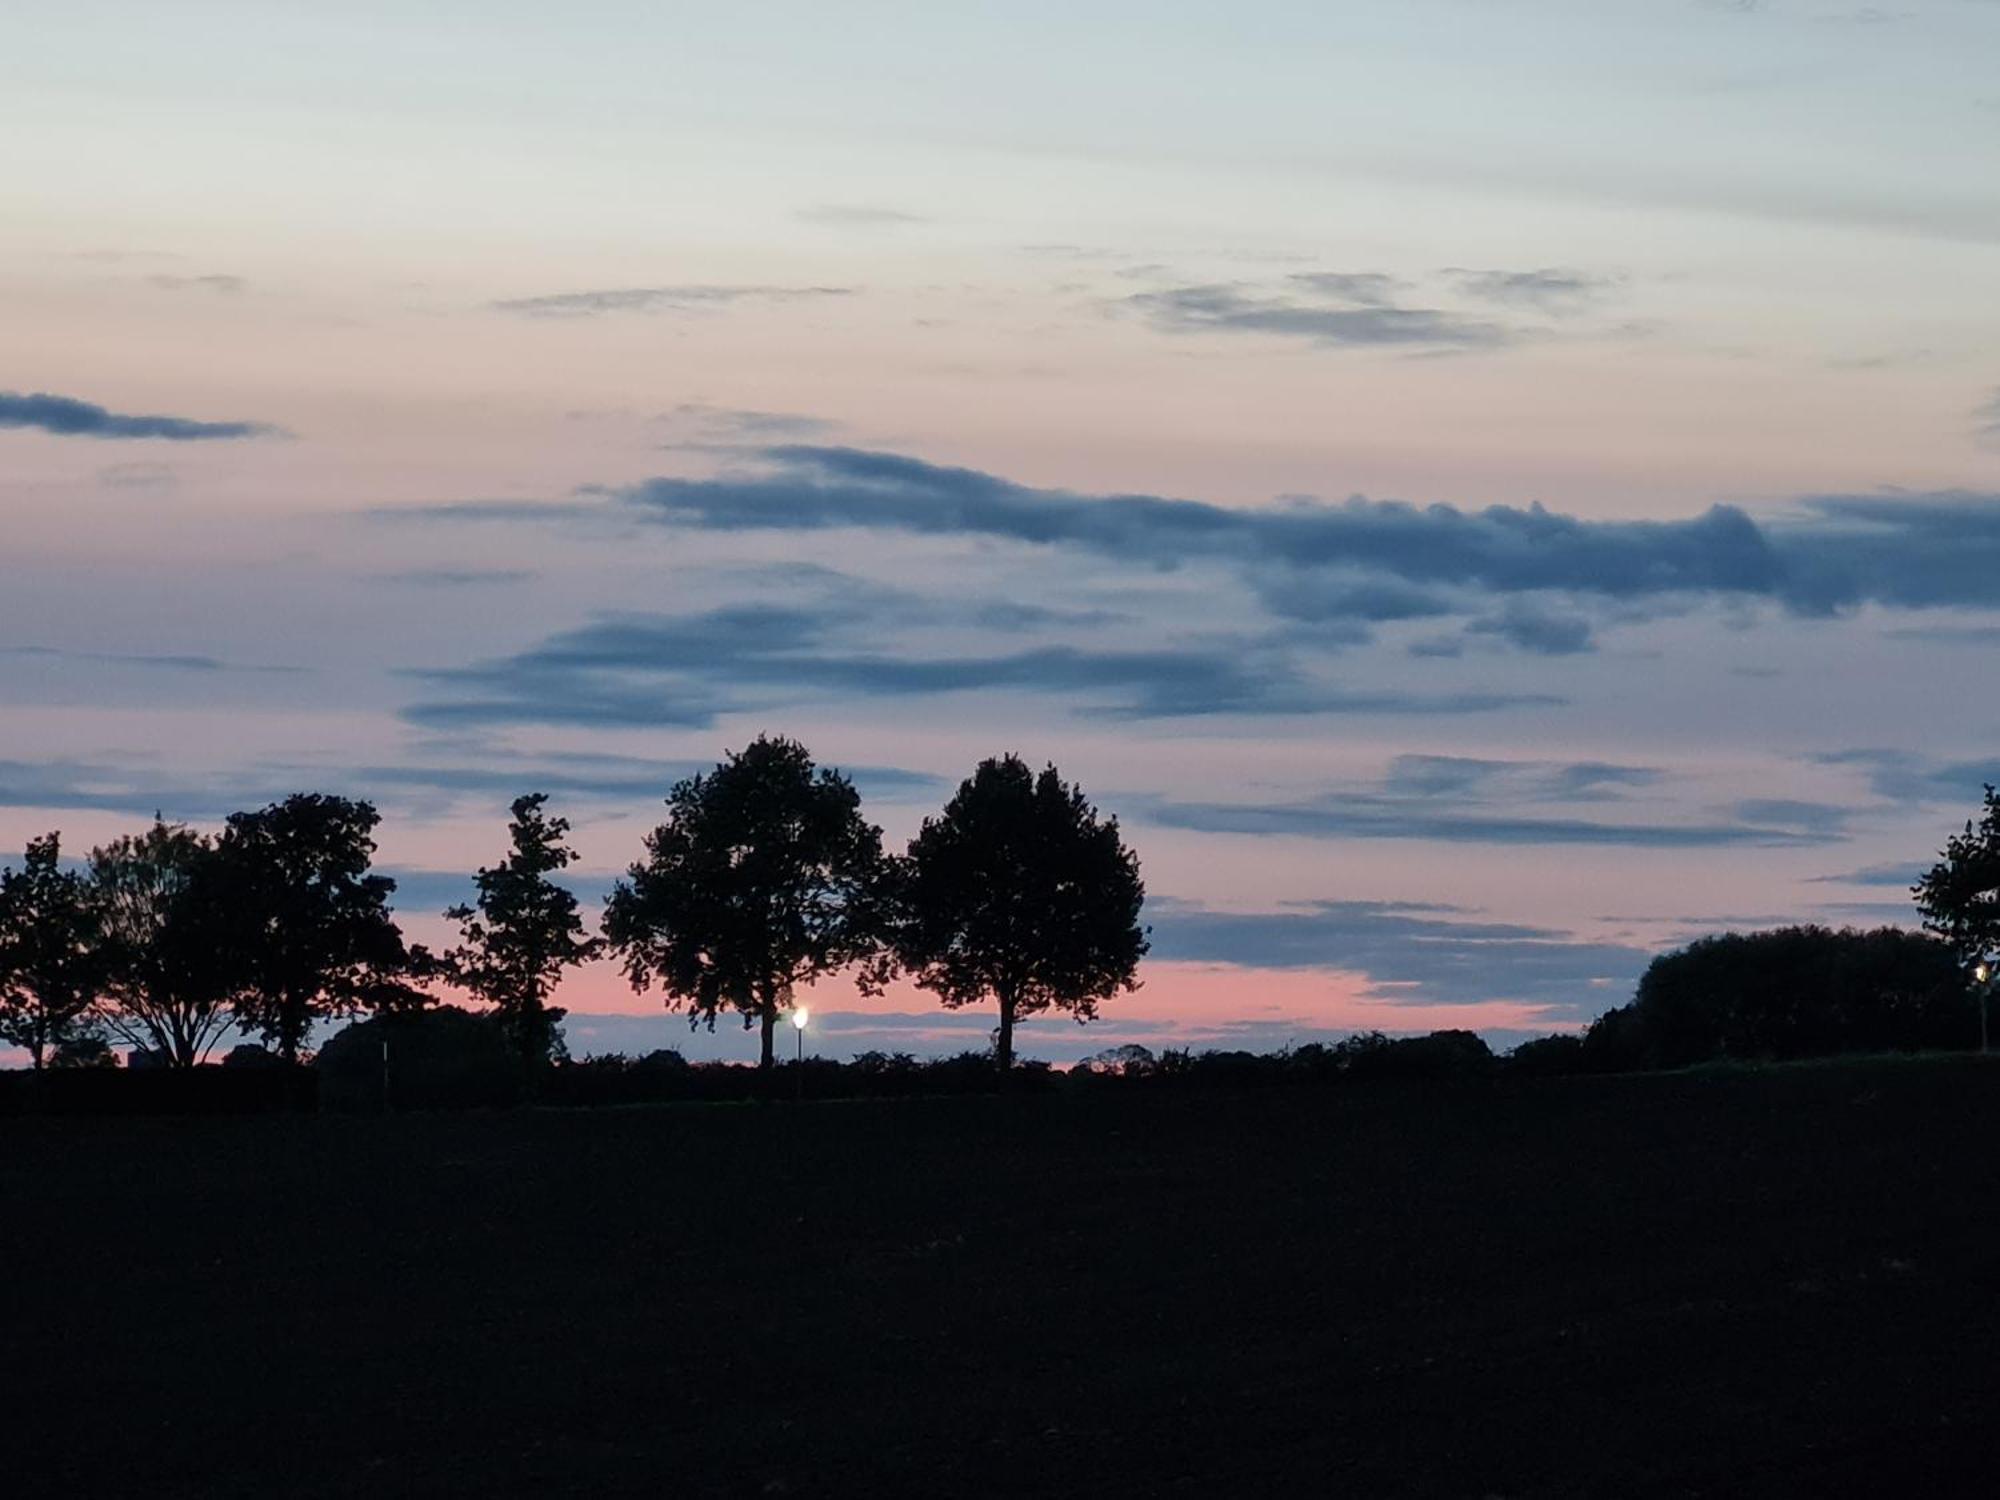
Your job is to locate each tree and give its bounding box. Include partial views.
[88,819,237,1068]
[603,736,887,1069]
[212,794,414,1064]
[1587,925,1967,1070]
[0,833,110,1069]
[1914,784,2000,1050]
[888,755,1147,1073]
[441,794,599,1067]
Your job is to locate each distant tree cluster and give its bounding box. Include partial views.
[0,740,1148,1081]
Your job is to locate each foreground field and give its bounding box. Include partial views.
[5,1058,2000,1497]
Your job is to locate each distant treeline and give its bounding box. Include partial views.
[0,737,1145,1077]
[8,738,1999,1101]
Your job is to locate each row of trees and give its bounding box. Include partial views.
[0,740,1148,1075]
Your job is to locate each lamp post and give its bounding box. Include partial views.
[1977,964,1992,1055]
[792,1007,810,1099]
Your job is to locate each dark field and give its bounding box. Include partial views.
[7,1059,2000,1498]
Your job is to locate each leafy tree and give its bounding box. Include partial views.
[441,794,599,1067]
[88,819,237,1068]
[0,834,110,1069]
[888,755,1147,1073]
[1914,784,2000,1048]
[212,794,414,1064]
[603,736,887,1069]
[1587,925,1966,1070]
[50,1034,117,1069]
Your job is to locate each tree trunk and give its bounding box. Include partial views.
[996,995,1015,1074]
[759,1008,776,1069]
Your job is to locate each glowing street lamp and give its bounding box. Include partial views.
[791,1007,809,1096]
[1977,966,1993,1055]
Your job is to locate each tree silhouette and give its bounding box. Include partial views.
[212,794,413,1064]
[603,737,887,1069]
[442,794,599,1067]
[1914,783,2000,1048]
[0,833,110,1069]
[88,819,237,1067]
[889,755,1146,1073]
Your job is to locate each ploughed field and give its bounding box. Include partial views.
[5,1058,2000,1497]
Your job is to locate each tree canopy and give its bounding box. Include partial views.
[1582,925,1968,1071]
[441,794,599,1066]
[87,819,239,1068]
[603,736,887,1068]
[211,794,413,1063]
[0,833,109,1069]
[888,755,1147,1071]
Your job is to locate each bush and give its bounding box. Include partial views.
[1508,1034,1587,1076]
[317,1007,520,1112]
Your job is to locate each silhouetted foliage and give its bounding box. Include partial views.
[222,1042,285,1069]
[0,833,110,1069]
[1583,925,1969,1071]
[603,737,888,1068]
[88,819,238,1067]
[441,794,598,1068]
[50,1034,116,1070]
[210,794,415,1064]
[317,1006,520,1112]
[887,755,1147,1072]
[1507,1033,1588,1076]
[1914,783,2000,1046]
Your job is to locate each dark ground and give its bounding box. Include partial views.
[6,1057,2000,1498]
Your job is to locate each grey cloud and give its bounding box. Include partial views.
[668,402,840,439]
[1446,267,1616,312]
[1,645,303,675]
[1808,862,1925,887]
[1813,748,2000,806]
[794,204,927,227]
[1127,282,1512,349]
[0,391,284,441]
[391,446,2000,647]
[1466,602,1596,655]
[372,568,537,587]
[400,602,1556,728]
[97,461,176,488]
[1288,271,1408,306]
[148,273,246,295]
[1976,388,2000,440]
[490,285,853,318]
[1148,898,1648,1016]
[609,447,1788,614]
[1141,794,1833,849]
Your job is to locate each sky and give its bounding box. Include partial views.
[5,0,2000,1064]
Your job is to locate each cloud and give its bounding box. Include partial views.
[489,285,854,318]
[1147,898,1649,1015]
[1445,267,1616,312]
[1125,281,1512,350]
[1138,792,1837,848]
[667,402,841,440]
[96,461,176,488]
[372,568,537,587]
[1465,601,1596,655]
[0,391,284,441]
[147,273,246,295]
[609,446,1786,610]
[794,204,927,228]
[0,745,940,823]
[1812,748,2000,807]
[1976,388,2000,442]
[1,645,301,675]
[400,602,1556,728]
[390,446,2000,649]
